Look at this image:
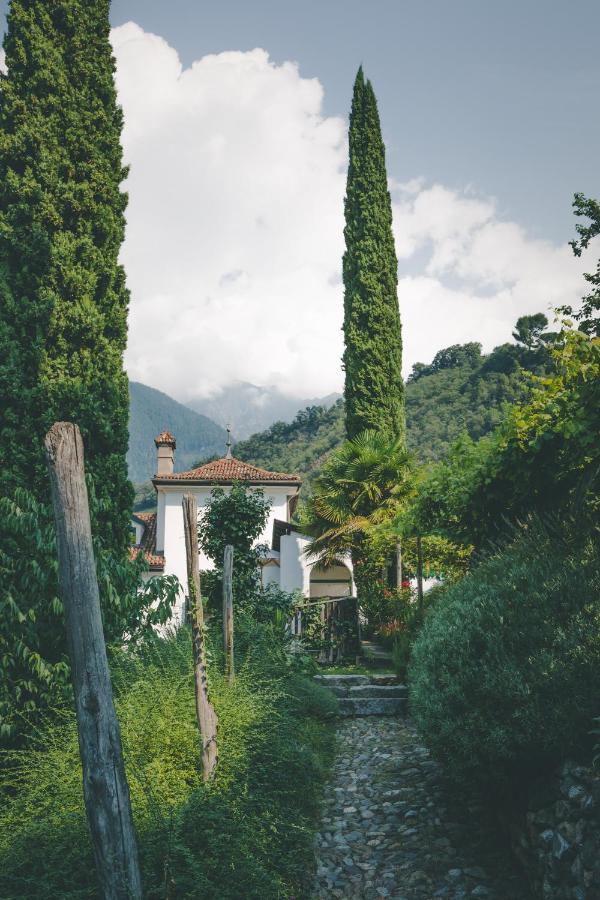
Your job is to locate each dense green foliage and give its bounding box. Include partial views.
[0,0,132,551]
[128,381,228,483]
[198,483,271,615]
[342,68,404,440]
[0,627,336,898]
[407,331,600,549]
[0,487,179,743]
[236,333,550,481]
[0,1,153,738]
[301,431,411,565]
[561,192,600,336]
[236,401,345,488]
[409,517,600,788]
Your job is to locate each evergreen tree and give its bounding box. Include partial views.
[0,1,138,741]
[0,0,132,551]
[342,68,404,440]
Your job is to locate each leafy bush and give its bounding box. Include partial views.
[199,482,271,614]
[409,517,600,789]
[0,487,179,745]
[0,626,335,899]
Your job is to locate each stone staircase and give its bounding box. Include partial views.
[314,673,407,717]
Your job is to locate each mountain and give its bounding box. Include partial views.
[234,340,552,487]
[185,381,340,439]
[128,381,228,483]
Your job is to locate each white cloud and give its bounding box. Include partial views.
[0,49,6,74]
[392,183,592,368]
[113,23,592,400]
[113,23,347,400]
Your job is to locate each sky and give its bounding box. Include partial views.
[1,1,599,401]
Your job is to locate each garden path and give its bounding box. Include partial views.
[311,717,530,899]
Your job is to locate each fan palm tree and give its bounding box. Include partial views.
[302,430,412,566]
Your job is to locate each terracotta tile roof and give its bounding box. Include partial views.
[154,455,301,485]
[130,512,165,571]
[154,431,176,448]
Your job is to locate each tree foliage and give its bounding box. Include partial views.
[236,329,552,481]
[410,516,600,788]
[407,330,600,549]
[198,483,271,613]
[560,192,600,336]
[342,68,404,440]
[0,488,179,743]
[0,0,132,545]
[0,1,148,740]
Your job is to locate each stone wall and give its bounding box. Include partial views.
[509,759,600,899]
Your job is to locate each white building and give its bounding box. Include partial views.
[132,431,354,623]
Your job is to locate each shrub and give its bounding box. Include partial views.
[0,627,335,899]
[409,516,600,789]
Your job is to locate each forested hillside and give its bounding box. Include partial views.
[128,381,228,482]
[186,381,340,439]
[235,337,552,484]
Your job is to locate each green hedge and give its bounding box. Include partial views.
[0,626,336,899]
[409,518,600,789]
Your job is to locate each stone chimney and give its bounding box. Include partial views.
[154,431,176,476]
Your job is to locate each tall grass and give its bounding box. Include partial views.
[0,625,336,899]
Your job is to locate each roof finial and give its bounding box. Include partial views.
[225,424,233,459]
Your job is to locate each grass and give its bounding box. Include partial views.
[0,624,337,899]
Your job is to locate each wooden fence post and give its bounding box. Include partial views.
[182,494,218,780]
[395,540,403,588]
[222,545,234,683]
[416,535,424,615]
[44,422,142,900]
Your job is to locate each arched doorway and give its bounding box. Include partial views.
[309,562,353,600]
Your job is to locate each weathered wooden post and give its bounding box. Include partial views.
[182,494,218,780]
[416,535,424,616]
[222,545,235,683]
[44,422,142,900]
[395,540,403,588]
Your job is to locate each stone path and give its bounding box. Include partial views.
[312,717,531,899]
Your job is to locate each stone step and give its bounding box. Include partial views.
[337,697,407,717]
[368,674,402,686]
[314,674,370,688]
[348,684,407,699]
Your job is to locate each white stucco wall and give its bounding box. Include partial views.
[157,484,294,596]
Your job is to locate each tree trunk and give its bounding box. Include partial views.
[44,422,142,900]
[222,545,234,683]
[416,535,424,616]
[182,494,218,780]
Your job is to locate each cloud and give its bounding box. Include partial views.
[392,183,592,369]
[0,49,6,74]
[112,23,347,400]
[112,23,592,400]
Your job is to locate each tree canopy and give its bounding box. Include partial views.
[342,68,404,440]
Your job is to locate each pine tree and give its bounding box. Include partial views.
[342,68,404,440]
[0,0,132,551]
[0,1,135,741]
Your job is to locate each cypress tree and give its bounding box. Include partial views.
[342,68,404,441]
[0,1,136,740]
[0,0,132,551]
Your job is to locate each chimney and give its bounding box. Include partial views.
[154,431,176,476]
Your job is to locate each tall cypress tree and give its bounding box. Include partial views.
[0,1,135,740]
[0,0,132,551]
[343,68,404,441]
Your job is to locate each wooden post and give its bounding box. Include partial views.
[395,541,403,589]
[182,494,218,780]
[222,545,234,683]
[44,423,142,900]
[416,534,424,616]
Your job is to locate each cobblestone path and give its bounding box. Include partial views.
[312,718,530,899]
